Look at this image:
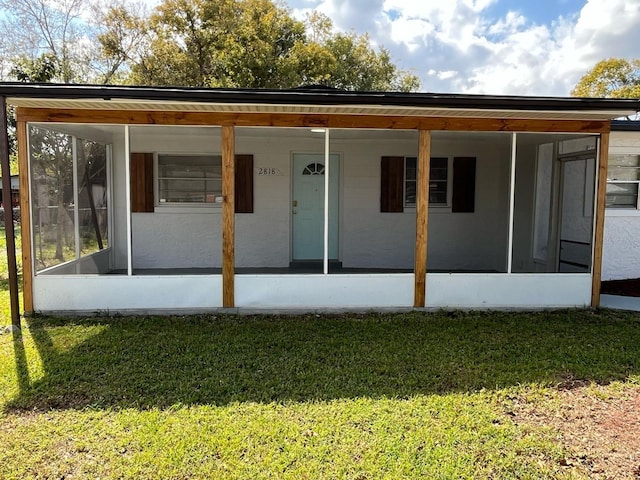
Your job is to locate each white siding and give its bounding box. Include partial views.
[603,131,640,281]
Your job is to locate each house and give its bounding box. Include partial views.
[0,174,19,205]
[0,174,20,221]
[0,83,638,315]
[603,120,640,282]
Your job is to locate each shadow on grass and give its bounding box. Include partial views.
[6,309,640,411]
[11,328,31,394]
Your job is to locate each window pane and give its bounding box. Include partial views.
[158,155,222,203]
[405,157,416,180]
[429,158,448,204]
[77,139,109,256]
[405,157,448,207]
[610,154,640,167]
[429,179,447,203]
[405,181,416,205]
[29,126,76,271]
[608,167,640,181]
[558,137,596,154]
[430,191,447,204]
[431,157,447,169]
[606,183,638,208]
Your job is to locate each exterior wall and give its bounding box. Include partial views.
[33,275,223,313]
[426,273,591,308]
[31,273,590,313]
[603,131,640,281]
[111,130,129,270]
[119,129,512,271]
[236,274,414,309]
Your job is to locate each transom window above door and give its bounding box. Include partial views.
[302,163,325,175]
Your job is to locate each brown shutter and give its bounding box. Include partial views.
[130,152,154,213]
[380,156,404,212]
[452,157,476,213]
[235,154,253,213]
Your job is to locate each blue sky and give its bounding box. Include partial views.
[286,0,640,95]
[484,0,584,25]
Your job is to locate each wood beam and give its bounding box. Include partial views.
[414,130,431,308]
[16,107,611,133]
[0,97,20,326]
[591,132,609,307]
[17,120,33,314]
[222,125,235,308]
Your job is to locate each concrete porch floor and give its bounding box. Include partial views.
[109,266,415,275]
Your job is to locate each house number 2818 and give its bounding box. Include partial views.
[258,167,279,175]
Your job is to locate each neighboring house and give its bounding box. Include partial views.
[0,174,20,222]
[603,121,640,282]
[1,83,639,314]
[0,174,20,206]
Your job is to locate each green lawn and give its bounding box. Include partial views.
[0,225,22,321]
[2,226,640,477]
[1,311,640,478]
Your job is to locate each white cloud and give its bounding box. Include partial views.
[288,0,640,96]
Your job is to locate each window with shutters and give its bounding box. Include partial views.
[381,155,475,213]
[143,153,253,213]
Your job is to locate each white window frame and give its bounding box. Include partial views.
[606,152,640,211]
[154,152,223,210]
[404,156,452,209]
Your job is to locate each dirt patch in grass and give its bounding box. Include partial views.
[511,385,640,479]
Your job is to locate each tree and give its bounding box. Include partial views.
[115,0,419,91]
[5,53,60,174]
[94,1,150,84]
[572,58,640,98]
[0,0,92,83]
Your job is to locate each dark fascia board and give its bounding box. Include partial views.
[0,82,639,113]
[611,120,640,131]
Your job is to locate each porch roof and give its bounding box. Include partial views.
[1,83,639,122]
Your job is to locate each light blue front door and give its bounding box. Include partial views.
[292,154,340,260]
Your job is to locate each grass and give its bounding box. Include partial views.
[0,225,22,321]
[1,311,640,478]
[1,226,640,477]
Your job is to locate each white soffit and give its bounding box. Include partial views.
[8,97,635,121]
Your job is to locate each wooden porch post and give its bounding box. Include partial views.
[591,132,609,307]
[414,130,431,307]
[0,98,20,326]
[222,125,235,308]
[17,119,33,315]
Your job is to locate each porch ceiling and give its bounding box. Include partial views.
[8,97,636,121]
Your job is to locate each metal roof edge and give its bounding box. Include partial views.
[0,82,639,113]
[611,120,640,131]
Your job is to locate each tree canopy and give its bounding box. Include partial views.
[0,0,419,92]
[571,58,640,98]
[126,1,419,91]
